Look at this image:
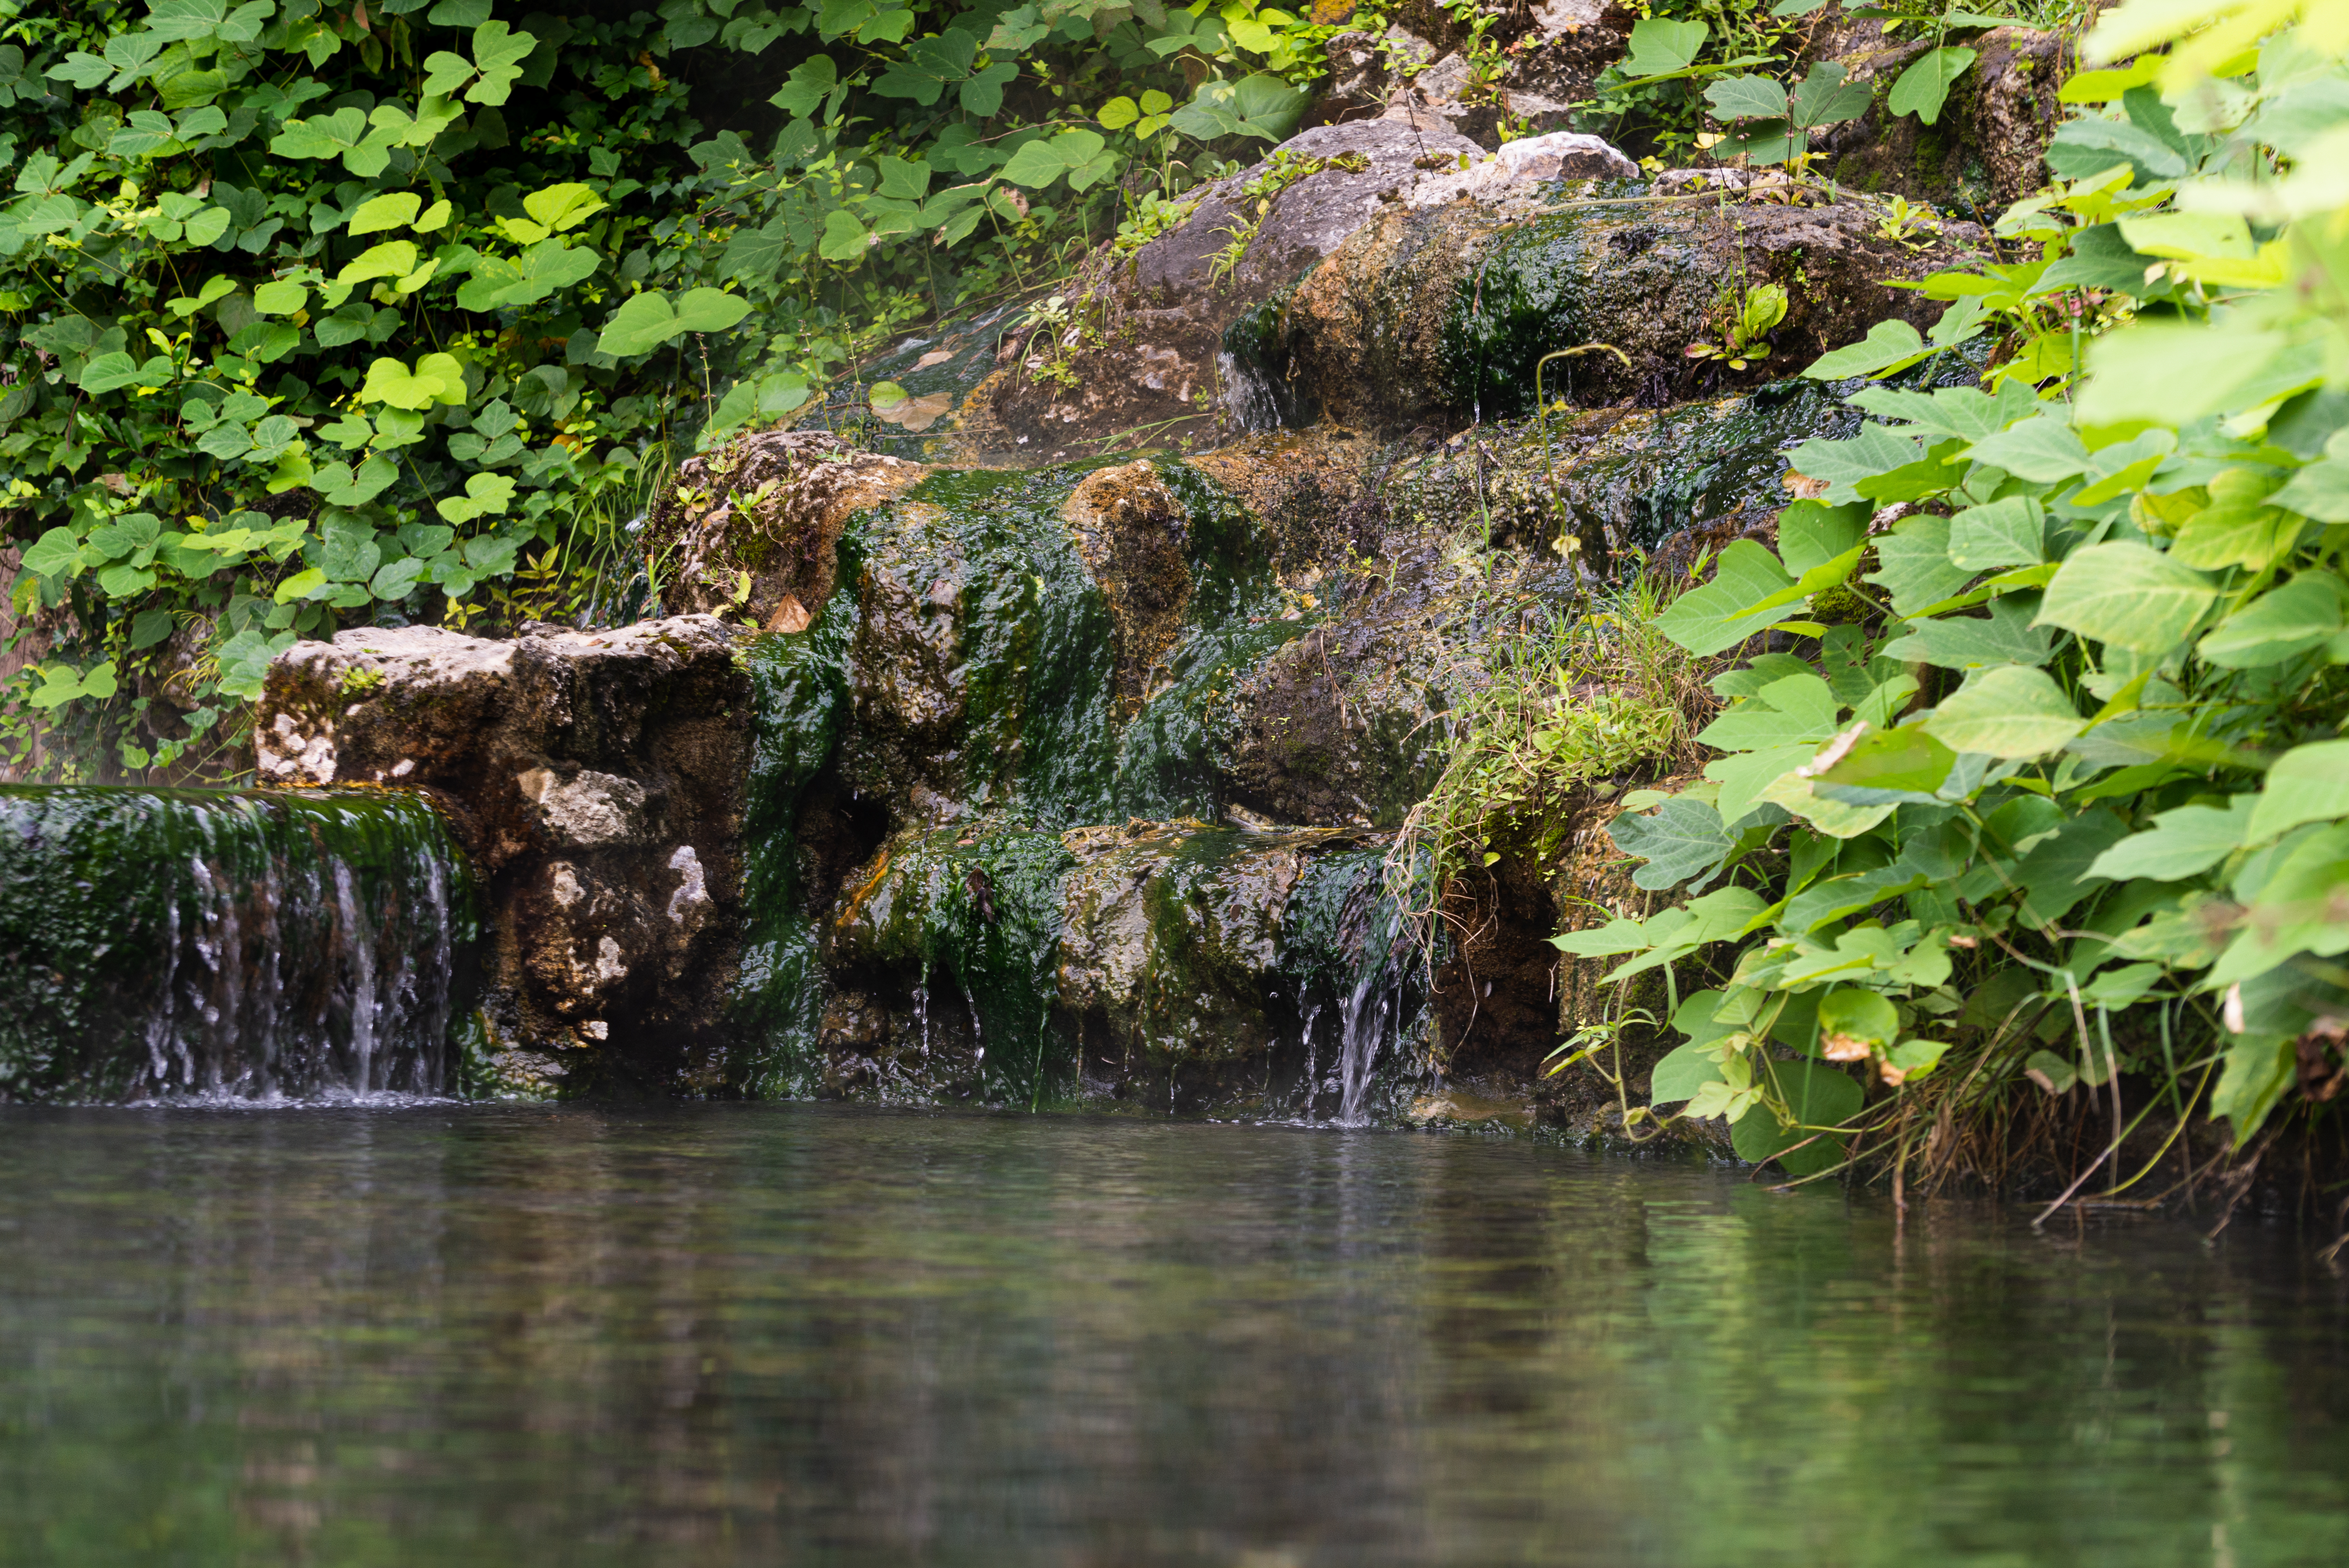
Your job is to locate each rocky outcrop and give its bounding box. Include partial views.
[643,428,928,631]
[256,614,750,1091]
[977,122,1636,459]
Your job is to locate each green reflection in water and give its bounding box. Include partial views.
[2,1105,2345,1567]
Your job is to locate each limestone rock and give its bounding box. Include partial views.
[255,614,751,1087]
[643,428,927,625]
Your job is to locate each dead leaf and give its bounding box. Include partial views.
[1819,1031,1871,1062]
[912,349,956,371]
[765,594,812,634]
[1782,470,1829,500]
[871,391,955,432]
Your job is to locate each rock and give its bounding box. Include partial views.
[978,116,1593,458]
[255,614,751,1088]
[1804,15,2071,209]
[1283,187,1987,434]
[642,428,927,626]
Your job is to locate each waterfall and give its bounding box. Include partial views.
[0,786,477,1104]
[1218,350,1284,433]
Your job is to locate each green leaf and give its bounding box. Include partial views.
[1868,515,1976,615]
[1921,665,2085,758]
[595,287,754,356]
[818,207,872,261]
[2037,542,2216,654]
[1946,496,2043,572]
[421,48,478,98]
[1786,423,1923,505]
[1654,539,1797,655]
[1887,46,1976,126]
[1621,16,1707,76]
[1818,986,1898,1048]
[1732,1058,1861,1175]
[358,352,467,409]
[768,55,838,117]
[1704,73,1787,121]
[251,279,307,315]
[2198,572,2346,669]
[1699,672,1841,753]
[2267,457,2349,522]
[319,454,399,509]
[1649,1041,1725,1106]
[1811,723,1959,803]
[1786,61,1872,128]
[1880,597,2054,669]
[78,352,174,392]
[347,191,423,234]
[1000,129,1108,189]
[1608,796,1738,891]
[371,556,427,600]
[1776,499,1866,575]
[2246,740,2349,845]
[454,238,600,310]
[2087,795,2256,882]
[274,566,329,604]
[2209,1034,2295,1148]
[1805,319,1927,380]
[2011,807,2131,928]
[436,472,517,523]
[1963,414,2089,482]
[465,20,538,105]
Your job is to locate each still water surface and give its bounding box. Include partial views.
[3,1103,2347,1566]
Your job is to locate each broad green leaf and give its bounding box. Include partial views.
[1733,1059,1861,1175]
[79,352,174,392]
[1699,671,1840,752]
[1787,61,1872,128]
[769,54,838,117]
[347,192,422,234]
[1609,796,1737,891]
[2012,807,2131,928]
[2208,824,2349,990]
[1922,665,2085,758]
[436,472,518,523]
[1880,597,2054,669]
[1776,500,1866,575]
[251,279,307,315]
[596,287,754,356]
[2198,572,2345,668]
[2088,795,2256,882]
[1868,515,1977,615]
[466,20,538,105]
[2268,456,2349,521]
[1964,414,2089,482]
[1817,987,1898,1048]
[1811,723,1960,802]
[2209,1033,2295,1147]
[1946,496,2044,571]
[358,352,466,409]
[2246,740,2349,845]
[818,208,871,261]
[1649,1041,1726,1105]
[339,239,420,285]
[1786,423,1923,505]
[2037,542,2216,653]
[1806,319,1928,380]
[455,238,600,310]
[273,566,329,604]
[2170,501,2302,572]
[371,556,427,600]
[1654,540,1797,655]
[1704,73,1788,121]
[1888,45,1976,126]
[1621,16,1707,76]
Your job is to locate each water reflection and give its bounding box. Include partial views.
[2,1105,2345,1566]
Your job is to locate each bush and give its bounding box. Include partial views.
[1580,0,2349,1187]
[0,0,1341,777]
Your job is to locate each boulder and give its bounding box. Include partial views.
[1284,185,1987,434]
[641,428,927,631]
[977,118,1633,458]
[255,614,750,1089]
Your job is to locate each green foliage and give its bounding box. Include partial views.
[0,0,1341,778]
[1579,5,2349,1176]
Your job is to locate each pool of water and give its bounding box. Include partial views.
[3,1103,2346,1566]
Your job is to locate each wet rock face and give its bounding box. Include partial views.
[256,614,750,1088]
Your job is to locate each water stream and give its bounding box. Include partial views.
[3,1102,2345,1568]
[0,786,476,1103]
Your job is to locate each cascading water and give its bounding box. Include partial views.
[0,786,477,1104]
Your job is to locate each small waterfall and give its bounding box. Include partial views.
[1219,350,1283,433]
[0,786,477,1104]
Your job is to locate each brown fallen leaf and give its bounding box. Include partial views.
[765,594,812,634]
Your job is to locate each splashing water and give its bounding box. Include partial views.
[0,786,477,1104]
